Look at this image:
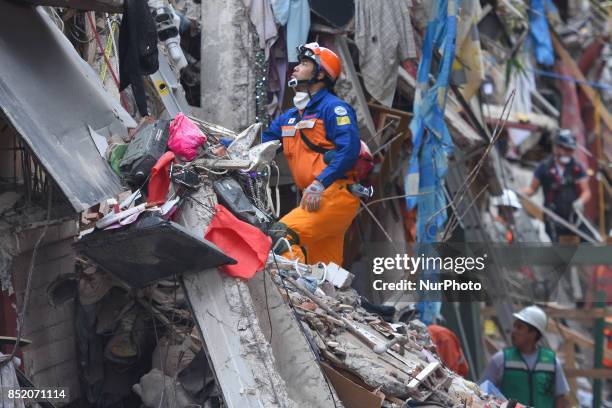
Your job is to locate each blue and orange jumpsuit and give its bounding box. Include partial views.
[262,88,360,265]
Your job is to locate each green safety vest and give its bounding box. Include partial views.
[500,346,556,408]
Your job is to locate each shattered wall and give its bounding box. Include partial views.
[10,220,80,402]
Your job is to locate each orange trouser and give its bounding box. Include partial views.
[280,180,359,265]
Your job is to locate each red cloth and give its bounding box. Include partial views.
[204,204,272,279]
[428,325,469,378]
[147,151,175,205]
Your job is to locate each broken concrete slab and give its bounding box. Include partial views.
[248,271,341,408]
[0,2,132,211]
[178,188,294,407]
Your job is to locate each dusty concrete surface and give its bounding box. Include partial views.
[248,272,340,408]
[333,325,420,399]
[178,186,298,408]
[200,0,256,130]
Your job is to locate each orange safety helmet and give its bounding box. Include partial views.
[297,42,342,82]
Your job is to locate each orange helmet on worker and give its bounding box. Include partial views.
[289,42,342,88]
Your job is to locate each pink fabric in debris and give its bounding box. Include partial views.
[168,113,207,161]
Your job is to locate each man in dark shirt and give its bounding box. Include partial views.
[523,129,591,241]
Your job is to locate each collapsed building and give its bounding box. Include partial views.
[0,0,611,407]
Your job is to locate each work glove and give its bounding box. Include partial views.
[300,180,324,212]
[572,199,584,213]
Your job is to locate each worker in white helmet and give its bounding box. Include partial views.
[489,189,523,243]
[480,305,569,408]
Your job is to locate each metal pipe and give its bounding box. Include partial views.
[516,191,600,243]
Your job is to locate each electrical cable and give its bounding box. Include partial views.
[46,7,65,33]
[433,90,516,239]
[85,12,129,110]
[273,162,281,217]
[69,14,95,43]
[99,17,119,83]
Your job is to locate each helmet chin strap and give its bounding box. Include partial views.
[288,66,323,97]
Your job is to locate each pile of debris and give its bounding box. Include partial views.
[66,111,512,407]
[264,260,505,407]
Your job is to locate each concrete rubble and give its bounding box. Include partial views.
[61,114,511,407]
[1,0,611,406]
[261,266,503,407]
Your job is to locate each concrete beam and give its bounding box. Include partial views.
[247,272,340,407]
[177,187,297,408]
[200,0,256,130]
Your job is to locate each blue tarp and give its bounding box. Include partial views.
[404,0,458,324]
[405,0,456,243]
[528,0,557,66]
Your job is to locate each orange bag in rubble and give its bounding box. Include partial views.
[204,204,271,279]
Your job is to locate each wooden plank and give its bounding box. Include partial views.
[542,306,610,320]
[551,33,612,134]
[550,32,612,174]
[562,341,579,406]
[484,336,502,355]
[320,363,384,408]
[368,103,413,121]
[516,191,599,243]
[564,368,612,379]
[481,305,611,320]
[548,320,612,361]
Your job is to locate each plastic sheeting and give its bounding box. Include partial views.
[405,0,456,243]
[404,0,458,325]
[528,0,556,66]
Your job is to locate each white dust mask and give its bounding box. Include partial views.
[293,92,310,110]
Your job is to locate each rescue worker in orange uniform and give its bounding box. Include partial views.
[262,43,361,265]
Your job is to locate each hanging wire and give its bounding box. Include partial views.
[262,268,274,343]
[69,13,95,43]
[99,16,119,83]
[0,187,53,368]
[424,89,517,237]
[85,12,129,110]
[45,7,65,32]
